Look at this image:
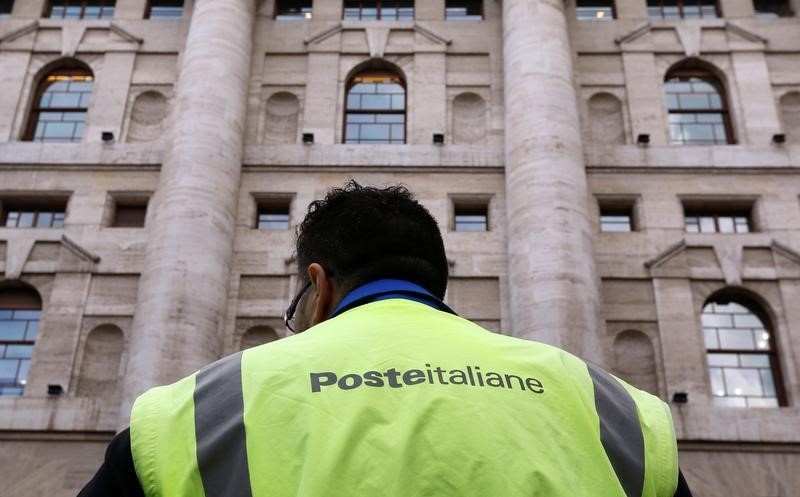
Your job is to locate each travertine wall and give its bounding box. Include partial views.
[0,0,799,495]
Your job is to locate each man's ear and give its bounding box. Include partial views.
[307,263,336,326]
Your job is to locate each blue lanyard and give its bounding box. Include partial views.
[329,279,457,319]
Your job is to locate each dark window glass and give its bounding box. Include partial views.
[600,209,633,232]
[24,69,94,143]
[343,0,414,20]
[753,0,793,17]
[112,204,147,228]
[665,72,733,145]
[445,0,482,19]
[0,290,40,397]
[47,0,116,19]
[345,71,405,144]
[256,198,291,230]
[3,207,66,228]
[0,0,13,19]
[454,204,488,232]
[702,300,785,407]
[684,212,751,233]
[576,0,615,20]
[275,0,312,19]
[257,212,290,230]
[146,0,183,19]
[647,0,718,18]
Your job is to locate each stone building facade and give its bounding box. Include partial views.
[0,0,799,495]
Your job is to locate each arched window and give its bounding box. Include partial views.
[0,287,41,396]
[701,297,786,407]
[344,69,406,144]
[24,65,94,142]
[664,66,733,145]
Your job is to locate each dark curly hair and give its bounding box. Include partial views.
[296,180,449,298]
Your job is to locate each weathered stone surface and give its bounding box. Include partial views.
[0,1,799,495]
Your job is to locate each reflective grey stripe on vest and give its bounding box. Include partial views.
[587,364,645,497]
[194,351,253,497]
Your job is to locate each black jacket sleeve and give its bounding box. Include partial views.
[77,428,145,497]
[674,469,693,497]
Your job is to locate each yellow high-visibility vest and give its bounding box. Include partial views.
[131,298,678,497]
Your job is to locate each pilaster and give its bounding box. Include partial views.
[0,51,32,142]
[84,52,136,143]
[622,51,670,145]
[303,52,340,144]
[412,52,446,144]
[731,51,783,146]
[652,277,709,401]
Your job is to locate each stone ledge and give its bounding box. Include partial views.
[586,144,800,170]
[0,397,118,432]
[672,404,800,443]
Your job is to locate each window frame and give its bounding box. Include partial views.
[342,0,415,21]
[575,0,616,21]
[684,213,751,234]
[45,0,116,20]
[664,69,735,146]
[599,209,634,232]
[253,194,293,231]
[274,0,313,19]
[0,0,13,20]
[647,0,720,19]
[701,297,788,407]
[343,69,407,145]
[23,67,94,143]
[444,0,484,20]
[451,195,491,232]
[753,0,794,17]
[3,209,65,228]
[144,0,184,20]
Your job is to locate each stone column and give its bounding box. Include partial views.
[119,0,255,423]
[502,0,605,363]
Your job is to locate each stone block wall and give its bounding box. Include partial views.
[0,0,799,495]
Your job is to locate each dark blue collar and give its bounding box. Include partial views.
[329,279,457,319]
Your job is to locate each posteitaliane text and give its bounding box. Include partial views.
[310,364,545,394]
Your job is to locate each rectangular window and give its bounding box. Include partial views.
[647,0,718,19]
[598,198,636,232]
[48,0,116,20]
[453,200,489,232]
[145,0,183,19]
[600,211,633,232]
[576,0,615,20]
[255,197,292,230]
[112,205,147,228]
[0,0,13,19]
[275,0,312,19]
[2,199,67,229]
[344,0,414,20]
[106,193,149,228]
[445,0,482,20]
[753,0,793,17]
[685,214,751,233]
[683,201,754,234]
